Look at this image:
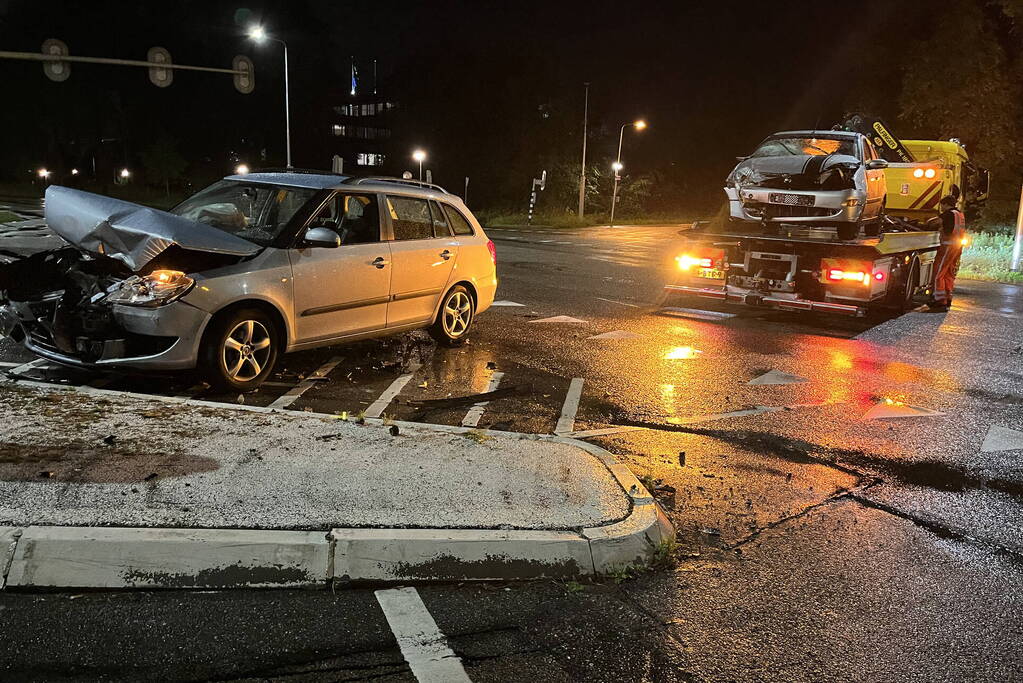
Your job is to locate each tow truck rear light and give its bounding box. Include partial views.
[676,249,723,271]
[827,269,868,283]
[874,271,885,281]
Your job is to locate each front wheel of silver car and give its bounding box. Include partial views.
[429,285,474,346]
[199,307,279,392]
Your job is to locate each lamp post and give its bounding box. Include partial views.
[609,119,646,228]
[248,25,292,168]
[577,82,589,217]
[412,149,427,181]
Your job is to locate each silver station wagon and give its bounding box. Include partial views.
[0,172,497,391]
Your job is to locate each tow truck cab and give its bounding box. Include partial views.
[884,140,990,221]
[665,217,939,316]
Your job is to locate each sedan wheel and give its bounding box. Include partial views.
[199,307,279,392]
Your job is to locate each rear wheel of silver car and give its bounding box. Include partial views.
[430,285,474,346]
[200,308,279,392]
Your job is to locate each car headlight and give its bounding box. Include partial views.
[105,270,194,307]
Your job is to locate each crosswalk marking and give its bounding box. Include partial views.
[555,378,585,434]
[375,587,472,683]
[366,363,422,418]
[269,356,344,410]
[461,371,504,427]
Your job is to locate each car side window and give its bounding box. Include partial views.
[443,205,475,236]
[429,201,451,237]
[308,194,380,245]
[386,196,433,241]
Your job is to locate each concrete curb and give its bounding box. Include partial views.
[0,377,675,589]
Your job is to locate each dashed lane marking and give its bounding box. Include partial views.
[595,297,639,308]
[748,369,808,385]
[528,315,587,324]
[555,378,585,435]
[981,425,1023,453]
[375,587,472,683]
[461,371,504,427]
[6,358,49,377]
[491,300,526,307]
[587,330,644,340]
[0,361,23,368]
[366,363,422,418]
[660,307,736,321]
[268,356,344,410]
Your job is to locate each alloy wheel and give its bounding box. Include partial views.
[442,291,472,337]
[222,319,272,381]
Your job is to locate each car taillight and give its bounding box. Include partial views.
[486,239,497,265]
[676,249,724,271]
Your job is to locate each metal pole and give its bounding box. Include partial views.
[609,124,626,229]
[1012,184,1023,271]
[577,82,589,217]
[464,176,469,204]
[282,41,292,168]
[418,160,423,181]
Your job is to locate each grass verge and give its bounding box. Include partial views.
[0,210,24,224]
[959,232,1023,284]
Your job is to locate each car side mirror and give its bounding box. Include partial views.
[866,159,888,170]
[302,226,341,248]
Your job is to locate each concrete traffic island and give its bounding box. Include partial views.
[0,380,673,589]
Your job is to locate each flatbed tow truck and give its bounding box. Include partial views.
[663,116,986,317]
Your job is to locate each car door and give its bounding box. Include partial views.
[289,192,392,343]
[384,195,459,327]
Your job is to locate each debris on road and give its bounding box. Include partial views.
[403,385,524,409]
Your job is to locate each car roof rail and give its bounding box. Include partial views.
[251,167,346,176]
[345,176,451,195]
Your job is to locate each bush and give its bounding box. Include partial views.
[959,232,1023,283]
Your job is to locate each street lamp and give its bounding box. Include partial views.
[235,163,250,175]
[609,119,647,229]
[248,25,292,169]
[120,168,130,179]
[71,168,79,175]
[412,149,427,181]
[37,168,50,180]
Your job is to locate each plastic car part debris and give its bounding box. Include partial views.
[389,425,400,436]
[404,385,523,409]
[679,451,686,467]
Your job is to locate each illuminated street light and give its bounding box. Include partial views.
[120,168,131,179]
[412,149,427,181]
[248,25,292,168]
[71,168,79,175]
[235,163,250,175]
[612,161,624,172]
[609,119,648,229]
[37,168,50,179]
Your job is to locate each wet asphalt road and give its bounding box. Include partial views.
[2,219,1023,681]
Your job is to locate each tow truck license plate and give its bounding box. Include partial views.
[768,192,814,206]
[697,268,724,279]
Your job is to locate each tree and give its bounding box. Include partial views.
[141,136,187,197]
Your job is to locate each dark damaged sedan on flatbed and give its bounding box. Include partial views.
[0,173,497,391]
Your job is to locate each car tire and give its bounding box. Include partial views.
[199,307,279,392]
[887,258,919,312]
[429,285,474,347]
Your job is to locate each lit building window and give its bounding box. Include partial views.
[356,153,386,166]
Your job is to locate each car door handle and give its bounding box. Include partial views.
[439,249,452,260]
[372,257,390,268]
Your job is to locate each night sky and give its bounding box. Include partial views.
[0,1,934,210]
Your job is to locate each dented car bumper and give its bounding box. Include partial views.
[1,298,210,370]
[726,186,866,223]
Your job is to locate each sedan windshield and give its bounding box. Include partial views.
[170,180,317,246]
[751,137,858,159]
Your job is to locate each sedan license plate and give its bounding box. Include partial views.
[697,268,724,279]
[768,192,814,207]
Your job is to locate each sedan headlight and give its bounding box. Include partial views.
[105,270,194,307]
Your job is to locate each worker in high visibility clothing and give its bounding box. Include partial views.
[928,194,966,311]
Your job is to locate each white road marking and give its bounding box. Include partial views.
[587,330,644,340]
[661,307,736,321]
[269,356,344,410]
[375,587,472,683]
[528,315,587,324]
[861,402,944,420]
[366,363,421,418]
[555,378,585,434]
[461,371,504,427]
[595,297,639,308]
[671,406,785,424]
[981,425,1023,452]
[7,358,49,376]
[0,361,24,368]
[748,369,808,385]
[491,300,525,307]
[565,426,646,438]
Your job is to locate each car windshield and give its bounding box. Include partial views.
[170,180,318,246]
[751,136,858,158]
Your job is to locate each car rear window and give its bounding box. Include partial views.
[386,196,433,241]
[442,205,475,236]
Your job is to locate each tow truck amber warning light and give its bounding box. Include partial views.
[913,167,937,179]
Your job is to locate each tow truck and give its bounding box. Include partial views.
[664,115,987,317]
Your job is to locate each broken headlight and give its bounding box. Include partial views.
[104,270,194,307]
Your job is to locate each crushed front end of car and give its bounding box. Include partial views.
[725,154,866,223]
[0,186,256,370]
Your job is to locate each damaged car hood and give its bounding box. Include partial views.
[731,154,861,185]
[44,186,261,272]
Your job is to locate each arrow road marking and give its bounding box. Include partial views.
[528,315,587,324]
[748,369,809,385]
[375,587,472,683]
[981,425,1023,453]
